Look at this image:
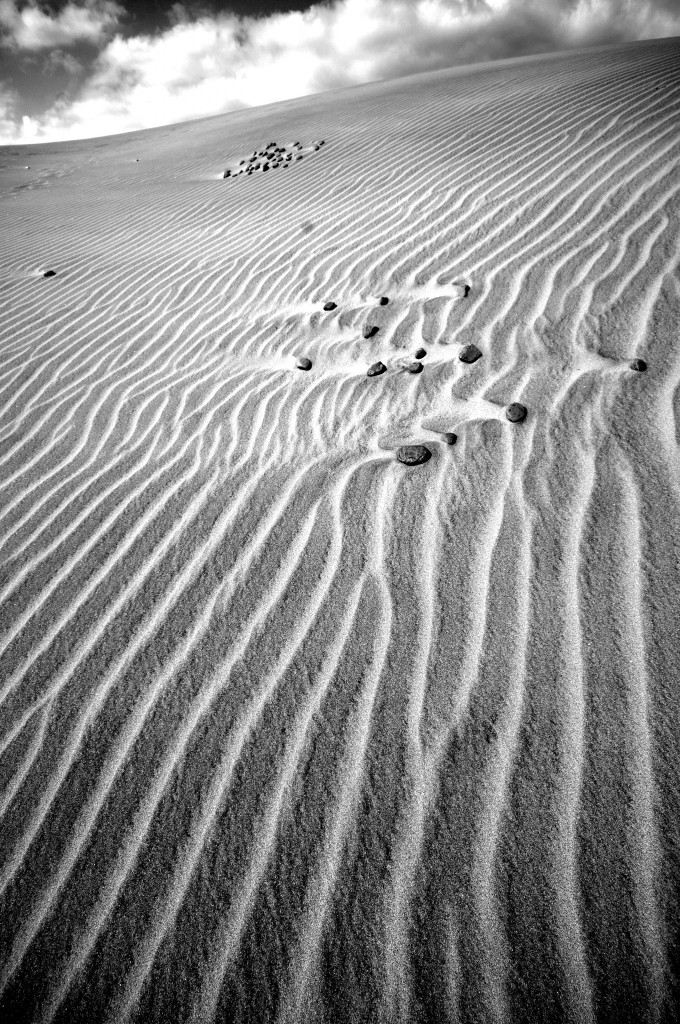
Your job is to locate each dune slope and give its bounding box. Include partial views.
[1,36,680,1024]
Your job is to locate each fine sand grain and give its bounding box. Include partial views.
[1,36,680,1024]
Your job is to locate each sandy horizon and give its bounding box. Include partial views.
[1,35,680,1024]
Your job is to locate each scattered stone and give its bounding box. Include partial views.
[415,347,426,359]
[239,159,245,165]
[296,155,303,160]
[407,361,424,374]
[323,301,337,311]
[397,444,431,466]
[223,169,231,178]
[378,296,389,305]
[506,402,527,423]
[319,140,325,145]
[459,343,482,364]
[262,163,269,172]
[296,356,312,371]
[367,361,386,377]
[630,358,647,372]
[314,145,320,151]
[463,284,471,297]
[442,432,457,445]
[363,324,378,339]
[43,270,56,278]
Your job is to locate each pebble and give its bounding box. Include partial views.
[407,361,424,374]
[415,347,426,359]
[506,402,527,422]
[397,445,431,466]
[459,343,482,364]
[367,361,386,377]
[43,270,56,278]
[363,325,378,339]
[630,358,647,372]
[442,432,457,445]
[296,356,312,370]
[323,301,337,311]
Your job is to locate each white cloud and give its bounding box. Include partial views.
[1,0,679,143]
[0,0,122,50]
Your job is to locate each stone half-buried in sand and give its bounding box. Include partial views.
[506,402,528,422]
[459,343,482,364]
[367,361,386,377]
[407,361,424,374]
[630,358,647,372]
[442,432,457,444]
[323,301,337,311]
[296,356,312,371]
[397,444,431,466]
[363,325,379,339]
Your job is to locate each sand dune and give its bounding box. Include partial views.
[1,36,680,1024]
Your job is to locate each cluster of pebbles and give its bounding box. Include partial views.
[293,293,647,466]
[223,139,325,178]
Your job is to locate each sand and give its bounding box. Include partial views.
[1,35,680,1024]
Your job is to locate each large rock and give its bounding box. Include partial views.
[363,325,379,339]
[367,361,386,377]
[505,402,527,422]
[459,343,482,363]
[397,445,431,465]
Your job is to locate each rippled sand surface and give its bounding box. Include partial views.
[1,36,680,1024]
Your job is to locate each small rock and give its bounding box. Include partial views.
[407,361,424,374]
[367,361,386,377]
[506,403,527,423]
[442,432,457,445]
[43,270,56,278]
[296,155,303,160]
[223,169,231,178]
[463,284,471,297]
[323,301,337,311]
[296,356,312,371]
[378,296,389,306]
[239,159,245,165]
[319,140,325,145]
[397,445,431,466]
[415,347,426,359]
[262,163,269,172]
[314,145,320,151]
[459,343,482,364]
[362,325,378,339]
[630,358,647,372]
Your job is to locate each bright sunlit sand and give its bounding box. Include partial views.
[1,35,680,1024]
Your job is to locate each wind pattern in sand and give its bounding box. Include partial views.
[1,37,680,1024]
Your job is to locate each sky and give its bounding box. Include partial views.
[1,0,679,144]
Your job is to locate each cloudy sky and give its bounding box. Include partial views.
[1,0,678,144]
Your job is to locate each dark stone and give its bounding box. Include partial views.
[314,145,320,151]
[262,163,269,171]
[630,358,647,372]
[378,296,389,305]
[506,402,527,423]
[323,301,337,311]
[319,140,325,145]
[397,445,431,466]
[223,170,231,177]
[296,357,312,370]
[459,343,482,364]
[239,159,245,165]
[367,361,386,377]
[407,361,423,374]
[415,347,426,359]
[362,324,378,339]
[296,155,303,160]
[463,284,471,297]
[43,270,56,277]
[442,432,457,445]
